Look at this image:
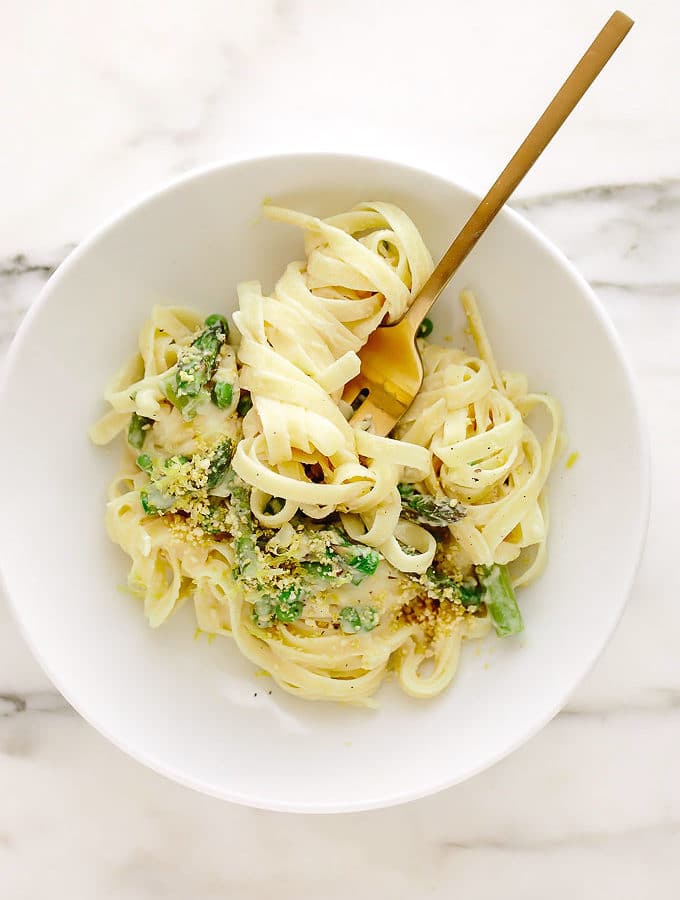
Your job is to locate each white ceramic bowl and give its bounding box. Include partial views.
[0,154,649,813]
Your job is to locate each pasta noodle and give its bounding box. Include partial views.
[90,201,560,705]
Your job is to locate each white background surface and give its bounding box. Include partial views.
[0,0,678,896]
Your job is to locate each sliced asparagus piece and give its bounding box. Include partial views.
[398,483,465,527]
[128,412,154,450]
[477,564,523,637]
[274,586,304,623]
[329,530,380,584]
[136,453,154,474]
[205,438,234,490]
[169,314,228,418]
[163,378,209,420]
[339,605,379,633]
[220,470,261,579]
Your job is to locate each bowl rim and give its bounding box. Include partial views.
[0,151,651,813]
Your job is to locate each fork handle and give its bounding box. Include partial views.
[404,9,633,329]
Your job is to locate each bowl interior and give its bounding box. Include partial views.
[0,154,647,812]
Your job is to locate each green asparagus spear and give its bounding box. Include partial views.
[398,483,465,527]
[477,564,523,637]
[128,412,154,450]
[234,534,259,578]
[169,315,228,418]
[204,314,229,332]
[220,471,261,579]
[205,438,234,490]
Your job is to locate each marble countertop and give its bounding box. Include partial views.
[1,1,678,896]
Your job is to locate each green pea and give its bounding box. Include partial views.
[417,318,434,338]
[211,381,233,409]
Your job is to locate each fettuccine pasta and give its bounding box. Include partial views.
[90,201,560,704]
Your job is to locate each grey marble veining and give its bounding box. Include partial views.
[0,254,58,356]
[515,180,680,375]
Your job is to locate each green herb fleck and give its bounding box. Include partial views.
[417,318,434,338]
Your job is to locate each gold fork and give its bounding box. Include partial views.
[342,10,633,436]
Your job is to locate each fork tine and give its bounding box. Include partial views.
[348,395,375,430]
[341,373,369,407]
[342,317,422,435]
[349,394,401,435]
[346,374,410,430]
